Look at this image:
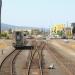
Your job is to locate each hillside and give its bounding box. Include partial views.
[1,23,31,31]
[1,23,49,32]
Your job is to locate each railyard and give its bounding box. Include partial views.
[0,38,75,75]
[0,0,75,75]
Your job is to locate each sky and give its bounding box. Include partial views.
[1,0,75,28]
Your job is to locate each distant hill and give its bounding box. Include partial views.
[1,23,49,32]
[1,23,32,31]
[1,23,15,31]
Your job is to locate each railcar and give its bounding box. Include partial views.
[13,31,34,49]
[13,31,26,48]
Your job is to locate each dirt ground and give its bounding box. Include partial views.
[0,39,14,65]
[47,39,75,62]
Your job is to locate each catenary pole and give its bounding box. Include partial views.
[0,0,2,38]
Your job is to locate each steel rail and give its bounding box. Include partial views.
[0,49,16,70]
[12,50,22,75]
[37,41,45,75]
[27,41,46,75]
[46,42,73,75]
[0,49,22,75]
[27,46,37,75]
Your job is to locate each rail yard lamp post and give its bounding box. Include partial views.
[0,0,2,38]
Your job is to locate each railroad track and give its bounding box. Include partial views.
[46,42,75,75]
[27,41,45,75]
[0,49,22,75]
[0,40,46,75]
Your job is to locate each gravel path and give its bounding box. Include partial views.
[15,50,30,75]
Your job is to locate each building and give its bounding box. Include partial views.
[71,23,75,27]
[51,24,65,35]
[64,27,72,39]
[71,23,75,35]
[13,29,32,35]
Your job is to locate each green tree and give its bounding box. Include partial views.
[31,29,40,35]
[1,32,7,37]
[24,31,29,35]
[8,28,12,34]
[57,31,64,36]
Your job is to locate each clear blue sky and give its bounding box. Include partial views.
[1,0,75,28]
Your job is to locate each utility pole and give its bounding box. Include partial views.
[67,21,68,28]
[0,0,2,38]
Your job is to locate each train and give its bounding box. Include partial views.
[12,31,34,49]
[13,31,27,48]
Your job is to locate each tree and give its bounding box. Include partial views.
[57,31,64,36]
[31,29,40,35]
[1,32,7,37]
[8,28,12,34]
[24,31,29,35]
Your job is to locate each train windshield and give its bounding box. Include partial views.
[16,32,22,41]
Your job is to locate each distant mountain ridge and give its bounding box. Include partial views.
[1,23,49,32]
[1,23,32,31]
[1,23,15,31]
